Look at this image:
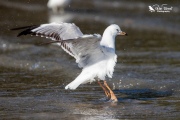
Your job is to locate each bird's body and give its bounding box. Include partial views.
[65,50,117,90]
[65,25,118,89]
[47,0,71,13]
[12,22,127,102]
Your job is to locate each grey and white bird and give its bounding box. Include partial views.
[12,22,127,102]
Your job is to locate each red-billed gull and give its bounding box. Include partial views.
[12,22,127,102]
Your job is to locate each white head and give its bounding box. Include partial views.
[101,24,127,49]
[105,24,127,37]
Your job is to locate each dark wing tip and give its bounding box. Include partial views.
[17,29,33,37]
[11,25,39,37]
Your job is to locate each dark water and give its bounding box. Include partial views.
[0,0,180,119]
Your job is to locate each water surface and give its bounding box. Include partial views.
[0,0,180,119]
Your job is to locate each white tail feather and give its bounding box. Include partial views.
[65,70,95,90]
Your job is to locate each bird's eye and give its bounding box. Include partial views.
[116,29,119,32]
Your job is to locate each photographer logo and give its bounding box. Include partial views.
[149,4,173,13]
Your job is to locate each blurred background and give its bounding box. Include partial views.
[0,0,180,119]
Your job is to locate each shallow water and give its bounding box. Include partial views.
[0,0,180,119]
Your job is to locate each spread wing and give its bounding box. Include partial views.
[12,22,83,40]
[65,35,103,68]
[12,22,104,68]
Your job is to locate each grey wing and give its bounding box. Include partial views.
[12,22,84,57]
[13,22,83,40]
[13,22,104,68]
[65,34,104,68]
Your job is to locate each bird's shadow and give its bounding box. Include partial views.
[114,89,173,101]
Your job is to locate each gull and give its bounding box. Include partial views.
[47,0,71,13]
[11,22,127,102]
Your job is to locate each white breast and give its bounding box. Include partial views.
[106,54,117,78]
[81,54,117,84]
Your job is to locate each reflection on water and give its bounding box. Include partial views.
[0,0,180,119]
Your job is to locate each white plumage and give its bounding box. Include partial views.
[65,25,120,89]
[13,22,127,102]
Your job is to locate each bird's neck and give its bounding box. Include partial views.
[100,31,116,49]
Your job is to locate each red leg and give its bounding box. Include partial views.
[104,81,118,102]
[98,81,110,98]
